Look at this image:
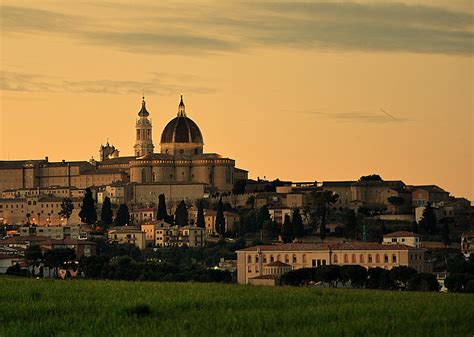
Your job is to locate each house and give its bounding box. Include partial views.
[383,231,421,248]
[108,226,146,250]
[461,231,474,258]
[155,225,205,248]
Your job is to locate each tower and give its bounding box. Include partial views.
[134,96,154,157]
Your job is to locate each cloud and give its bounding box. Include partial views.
[295,109,413,124]
[0,2,472,55]
[0,71,215,95]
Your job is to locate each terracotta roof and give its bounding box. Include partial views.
[265,261,291,267]
[383,231,420,238]
[238,242,419,252]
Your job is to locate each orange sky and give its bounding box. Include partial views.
[1,1,473,201]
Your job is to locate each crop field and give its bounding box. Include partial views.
[0,277,472,337]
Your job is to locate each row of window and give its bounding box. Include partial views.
[247,253,399,265]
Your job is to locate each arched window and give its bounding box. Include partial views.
[255,255,259,263]
[270,255,274,263]
[292,254,297,263]
[368,254,372,263]
[277,254,281,262]
[263,255,267,263]
[392,254,397,263]
[384,254,389,263]
[344,254,349,263]
[152,172,156,182]
[376,254,380,263]
[247,255,251,263]
[334,254,338,263]
[359,254,364,263]
[352,254,356,263]
[285,254,289,263]
[141,169,147,183]
[302,254,307,263]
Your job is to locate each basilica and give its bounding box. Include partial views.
[99,95,245,192]
[0,96,247,195]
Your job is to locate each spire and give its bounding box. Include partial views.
[178,94,186,117]
[138,95,149,117]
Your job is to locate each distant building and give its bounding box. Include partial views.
[189,209,238,234]
[383,231,421,248]
[154,225,205,248]
[461,231,474,258]
[248,261,292,286]
[140,221,171,245]
[108,226,146,250]
[130,208,156,226]
[411,185,449,207]
[19,225,84,240]
[237,243,430,284]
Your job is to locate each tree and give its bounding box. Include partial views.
[245,196,255,209]
[25,245,43,262]
[58,198,74,224]
[292,208,304,240]
[263,219,279,238]
[389,266,417,290]
[441,222,451,247]
[445,273,474,293]
[280,214,293,243]
[308,191,339,241]
[341,265,367,288]
[44,248,76,278]
[78,188,97,225]
[175,201,189,227]
[359,174,383,181]
[157,194,170,222]
[114,204,130,226]
[215,198,226,236]
[407,273,440,292]
[100,197,113,226]
[387,196,405,214]
[256,205,271,232]
[343,209,358,240]
[196,200,206,229]
[419,202,437,235]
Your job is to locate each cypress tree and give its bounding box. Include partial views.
[215,198,226,236]
[175,201,189,227]
[78,188,97,225]
[420,202,437,235]
[157,194,169,221]
[196,200,206,229]
[58,197,74,224]
[280,214,293,243]
[114,204,130,226]
[100,197,113,226]
[292,208,305,239]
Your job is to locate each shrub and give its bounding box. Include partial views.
[407,273,440,292]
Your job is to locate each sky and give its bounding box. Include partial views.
[0,0,473,201]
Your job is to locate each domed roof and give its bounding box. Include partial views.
[160,95,203,144]
[161,116,203,144]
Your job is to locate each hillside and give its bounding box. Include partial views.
[0,277,472,337]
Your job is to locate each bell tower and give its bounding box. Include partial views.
[134,96,154,157]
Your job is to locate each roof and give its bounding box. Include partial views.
[383,231,420,238]
[161,116,203,144]
[134,153,173,161]
[0,160,45,169]
[99,156,136,165]
[410,185,447,193]
[138,98,150,117]
[265,261,291,268]
[108,226,143,233]
[322,181,355,187]
[81,168,125,175]
[237,242,419,252]
[40,239,96,246]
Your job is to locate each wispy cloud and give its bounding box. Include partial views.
[1,2,472,55]
[0,71,215,95]
[294,109,413,124]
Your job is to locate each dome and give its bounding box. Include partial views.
[160,116,203,144]
[160,96,203,145]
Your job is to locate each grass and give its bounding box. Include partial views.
[0,276,472,337]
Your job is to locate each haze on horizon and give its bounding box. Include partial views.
[0,0,472,201]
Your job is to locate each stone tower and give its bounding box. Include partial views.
[134,96,154,157]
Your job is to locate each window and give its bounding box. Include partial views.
[302,254,307,263]
[247,255,251,263]
[352,254,356,263]
[384,254,389,263]
[277,255,281,262]
[317,259,321,267]
[263,255,267,263]
[292,255,297,263]
[344,254,348,263]
[285,254,289,263]
[368,254,372,263]
[312,259,316,267]
[376,254,380,263]
[359,254,364,263]
[247,266,251,273]
[334,254,338,263]
[270,255,274,263]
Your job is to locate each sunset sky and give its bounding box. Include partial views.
[0,1,472,200]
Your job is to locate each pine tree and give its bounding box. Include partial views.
[196,200,205,229]
[157,194,169,221]
[114,204,130,226]
[78,188,97,225]
[100,197,113,226]
[215,198,226,236]
[58,198,74,224]
[175,201,189,227]
[292,208,305,239]
[280,214,293,243]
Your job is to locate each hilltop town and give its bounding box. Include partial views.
[0,97,473,292]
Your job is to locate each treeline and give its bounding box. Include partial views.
[281,265,440,292]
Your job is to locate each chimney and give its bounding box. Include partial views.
[45,156,49,162]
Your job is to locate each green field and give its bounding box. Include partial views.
[0,277,472,337]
